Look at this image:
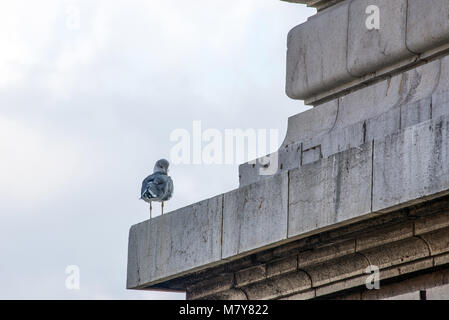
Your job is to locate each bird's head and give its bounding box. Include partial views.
[153,158,169,174]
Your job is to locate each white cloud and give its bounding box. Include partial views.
[0,116,88,207]
[0,0,314,299]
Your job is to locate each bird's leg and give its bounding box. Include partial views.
[150,202,152,219]
[161,201,164,215]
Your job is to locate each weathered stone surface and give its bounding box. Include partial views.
[373,115,449,212]
[315,274,367,298]
[361,237,429,269]
[321,121,365,158]
[365,258,433,287]
[242,56,444,188]
[288,143,372,237]
[238,151,280,188]
[281,0,345,11]
[127,195,223,288]
[363,266,449,300]
[286,1,354,100]
[304,253,369,287]
[390,259,434,278]
[298,240,355,268]
[406,0,449,53]
[266,256,298,278]
[205,288,248,300]
[222,172,288,259]
[243,271,311,300]
[432,57,449,119]
[186,273,234,300]
[426,284,449,300]
[419,227,449,256]
[401,98,432,129]
[356,222,413,251]
[347,0,414,77]
[282,101,337,147]
[284,0,449,105]
[365,106,401,143]
[235,265,266,287]
[301,145,322,165]
[280,290,315,300]
[434,252,449,267]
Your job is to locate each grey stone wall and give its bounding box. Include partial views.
[127,0,449,299]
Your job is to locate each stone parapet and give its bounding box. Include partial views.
[285,0,449,105]
[181,196,449,300]
[240,54,449,187]
[127,0,449,300]
[281,0,345,11]
[128,113,449,291]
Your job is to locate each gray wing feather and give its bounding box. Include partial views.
[141,173,173,202]
[161,176,174,201]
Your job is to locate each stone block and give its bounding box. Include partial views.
[432,56,449,118]
[419,227,449,256]
[347,0,414,77]
[434,252,449,267]
[205,288,248,300]
[298,239,355,268]
[355,222,413,251]
[235,265,266,287]
[243,271,312,300]
[401,98,432,129]
[126,195,223,288]
[280,290,315,300]
[336,75,401,131]
[414,209,449,235]
[186,273,234,300]
[282,101,338,146]
[301,145,321,165]
[266,256,298,278]
[282,0,345,11]
[362,261,437,300]
[315,274,368,298]
[373,259,434,285]
[361,237,429,269]
[373,115,449,212]
[365,106,401,142]
[288,143,372,238]
[279,142,301,172]
[406,0,449,53]
[222,172,289,259]
[394,258,434,277]
[319,121,365,158]
[304,253,369,287]
[286,1,354,100]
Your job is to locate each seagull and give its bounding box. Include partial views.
[140,159,174,218]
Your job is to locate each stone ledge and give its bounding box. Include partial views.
[128,114,449,292]
[281,0,344,11]
[241,53,449,187]
[286,0,449,105]
[193,207,449,299]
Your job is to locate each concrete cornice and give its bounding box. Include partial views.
[128,109,449,291]
[155,196,449,300]
[281,0,345,11]
[285,0,449,105]
[126,0,449,299]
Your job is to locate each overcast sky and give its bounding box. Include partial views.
[0,0,314,299]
